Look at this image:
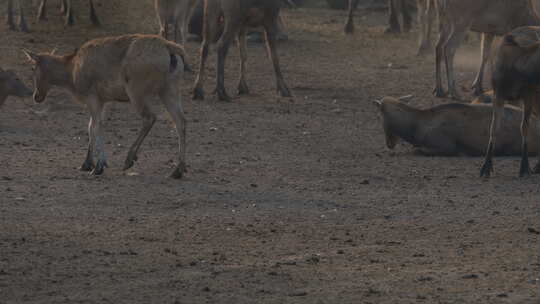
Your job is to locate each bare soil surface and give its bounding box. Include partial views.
[1,1,540,303]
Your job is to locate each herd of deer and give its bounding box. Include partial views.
[2,0,540,179]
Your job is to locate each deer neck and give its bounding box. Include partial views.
[47,57,75,90]
[383,103,421,145]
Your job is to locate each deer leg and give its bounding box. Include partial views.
[385,0,401,34]
[89,0,100,26]
[64,0,74,26]
[17,1,28,33]
[123,102,156,171]
[214,21,239,102]
[519,96,534,177]
[60,0,67,14]
[444,24,468,101]
[159,84,187,179]
[480,97,504,178]
[7,0,15,30]
[471,33,494,96]
[433,22,450,97]
[344,0,358,34]
[36,0,47,21]
[87,98,107,175]
[237,30,249,95]
[264,19,292,98]
[80,116,96,171]
[402,0,413,33]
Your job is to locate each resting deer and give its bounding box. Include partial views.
[23,34,188,178]
[0,68,32,107]
[192,0,292,102]
[375,96,540,156]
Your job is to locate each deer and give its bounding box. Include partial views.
[480,26,540,178]
[433,0,540,101]
[36,0,100,26]
[192,0,292,102]
[0,68,33,107]
[344,0,437,56]
[154,0,197,44]
[374,96,540,156]
[23,34,188,178]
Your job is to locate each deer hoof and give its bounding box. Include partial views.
[79,160,95,172]
[433,87,447,98]
[519,162,532,177]
[479,160,493,178]
[216,88,232,102]
[192,87,205,101]
[169,163,186,179]
[237,81,250,95]
[278,87,292,98]
[123,155,138,171]
[91,161,108,176]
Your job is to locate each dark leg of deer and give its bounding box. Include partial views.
[37,0,47,21]
[123,103,156,171]
[385,0,401,33]
[402,0,413,33]
[214,19,239,102]
[344,0,358,34]
[7,0,15,30]
[17,1,28,33]
[80,117,95,171]
[444,24,468,101]
[89,0,100,26]
[480,97,504,177]
[237,30,249,95]
[264,20,292,98]
[64,0,74,26]
[471,33,494,96]
[433,23,449,97]
[60,0,67,14]
[519,97,533,177]
[159,84,187,179]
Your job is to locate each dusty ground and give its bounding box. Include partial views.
[1,1,540,303]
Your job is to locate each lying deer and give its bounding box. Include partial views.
[0,68,32,107]
[374,96,540,156]
[23,34,188,178]
[192,0,292,102]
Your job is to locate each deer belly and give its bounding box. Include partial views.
[97,81,129,102]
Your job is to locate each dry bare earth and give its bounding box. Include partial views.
[1,1,540,303]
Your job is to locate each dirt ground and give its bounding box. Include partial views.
[1,1,540,303]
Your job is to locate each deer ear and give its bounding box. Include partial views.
[23,49,40,63]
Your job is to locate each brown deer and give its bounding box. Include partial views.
[192,0,292,102]
[375,96,540,156]
[23,34,188,178]
[434,0,540,100]
[0,68,33,107]
[480,26,540,177]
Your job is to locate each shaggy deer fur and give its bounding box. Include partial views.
[192,0,292,102]
[375,96,540,156]
[0,68,32,107]
[434,0,540,100]
[23,34,188,178]
[155,0,197,44]
[480,26,540,177]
